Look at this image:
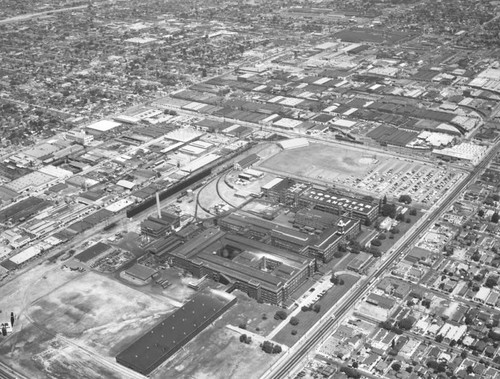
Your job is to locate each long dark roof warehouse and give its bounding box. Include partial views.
[116,291,236,375]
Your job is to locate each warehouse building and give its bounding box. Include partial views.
[116,292,236,375]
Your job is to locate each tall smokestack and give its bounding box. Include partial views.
[262,256,267,271]
[156,192,161,219]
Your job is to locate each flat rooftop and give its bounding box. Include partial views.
[116,292,236,375]
[301,188,374,213]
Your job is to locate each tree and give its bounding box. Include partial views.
[486,275,499,288]
[435,334,444,343]
[340,366,361,379]
[493,212,500,224]
[289,317,299,326]
[398,317,416,331]
[392,363,401,372]
[478,209,485,217]
[409,208,417,216]
[239,323,247,329]
[381,203,397,218]
[427,360,439,370]
[272,344,282,354]
[313,304,321,313]
[371,239,382,247]
[398,194,412,204]
[331,274,344,285]
[291,329,297,335]
[396,213,405,221]
[405,218,411,223]
[369,247,381,257]
[334,250,345,258]
[274,310,288,320]
[261,341,274,354]
[461,350,468,359]
[380,320,393,330]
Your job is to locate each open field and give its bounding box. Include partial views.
[0,324,124,379]
[260,142,382,182]
[0,266,178,379]
[226,291,282,337]
[29,272,176,356]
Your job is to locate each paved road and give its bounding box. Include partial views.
[0,5,87,25]
[263,140,500,379]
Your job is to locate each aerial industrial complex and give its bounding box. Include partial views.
[2,1,500,379]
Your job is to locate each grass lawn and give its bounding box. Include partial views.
[272,273,359,347]
[227,291,283,337]
[373,210,424,253]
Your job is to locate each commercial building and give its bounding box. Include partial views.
[298,188,379,223]
[219,212,360,263]
[260,177,310,205]
[261,177,379,223]
[116,292,236,375]
[85,120,122,134]
[5,171,58,194]
[124,264,157,282]
[433,142,488,165]
[294,208,338,230]
[75,242,111,264]
[151,228,314,306]
[141,211,181,239]
[65,131,94,145]
[234,153,260,170]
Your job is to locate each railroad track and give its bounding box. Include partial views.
[268,144,500,379]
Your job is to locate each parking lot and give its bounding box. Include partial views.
[354,159,466,204]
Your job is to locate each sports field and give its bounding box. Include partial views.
[259,143,383,182]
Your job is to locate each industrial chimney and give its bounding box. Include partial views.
[156,192,161,219]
